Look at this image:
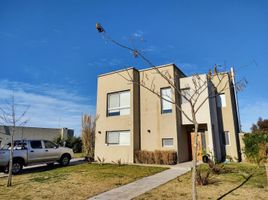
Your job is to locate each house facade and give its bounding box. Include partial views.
[95,64,241,163]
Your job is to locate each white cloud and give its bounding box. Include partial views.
[0,80,94,136]
[240,100,268,132]
[133,30,144,38]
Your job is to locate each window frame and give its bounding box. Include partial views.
[160,87,172,114]
[106,130,131,146]
[217,93,226,108]
[162,138,174,147]
[107,90,130,117]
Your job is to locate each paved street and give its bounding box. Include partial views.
[0,158,85,178]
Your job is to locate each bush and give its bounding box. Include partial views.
[243,131,268,165]
[196,167,211,185]
[54,135,82,153]
[135,150,177,165]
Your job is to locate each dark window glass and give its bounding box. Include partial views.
[30,141,42,149]
[224,131,230,145]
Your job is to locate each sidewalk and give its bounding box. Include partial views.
[88,161,193,200]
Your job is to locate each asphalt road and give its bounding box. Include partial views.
[0,158,86,178]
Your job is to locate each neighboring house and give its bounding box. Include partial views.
[95,64,241,163]
[0,126,74,147]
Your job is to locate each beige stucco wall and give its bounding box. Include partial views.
[94,68,140,163]
[139,65,180,156]
[239,133,246,161]
[139,65,191,163]
[94,65,241,164]
[180,75,221,159]
[213,73,241,160]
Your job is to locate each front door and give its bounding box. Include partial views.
[190,132,204,161]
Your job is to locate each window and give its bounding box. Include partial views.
[161,88,172,113]
[162,138,174,147]
[44,140,57,149]
[224,131,230,145]
[13,141,27,150]
[217,93,226,107]
[181,88,190,104]
[30,141,42,149]
[106,131,130,145]
[107,91,130,116]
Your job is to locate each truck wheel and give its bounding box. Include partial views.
[60,154,70,166]
[4,161,23,174]
[12,161,23,174]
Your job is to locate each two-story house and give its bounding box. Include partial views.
[94,64,241,163]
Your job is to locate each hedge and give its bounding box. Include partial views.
[135,150,177,165]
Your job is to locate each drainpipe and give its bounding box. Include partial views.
[230,67,241,132]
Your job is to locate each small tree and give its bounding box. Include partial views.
[251,117,268,133]
[243,118,268,165]
[0,95,29,187]
[81,114,97,162]
[96,23,244,200]
[53,135,83,153]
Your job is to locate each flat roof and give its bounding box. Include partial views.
[98,63,187,77]
[98,67,138,77]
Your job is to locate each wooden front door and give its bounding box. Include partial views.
[191,132,204,161]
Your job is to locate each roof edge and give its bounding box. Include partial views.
[98,67,138,77]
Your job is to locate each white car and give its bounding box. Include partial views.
[0,140,74,174]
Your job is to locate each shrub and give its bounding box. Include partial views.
[196,167,211,185]
[243,131,268,165]
[81,115,97,161]
[135,150,177,165]
[54,135,83,153]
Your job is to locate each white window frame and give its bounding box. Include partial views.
[162,138,174,147]
[224,131,230,146]
[107,90,130,116]
[217,93,226,107]
[161,87,172,114]
[106,131,131,146]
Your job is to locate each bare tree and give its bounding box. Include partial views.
[81,114,97,162]
[96,23,243,200]
[0,94,29,187]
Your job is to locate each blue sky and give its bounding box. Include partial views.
[0,0,267,134]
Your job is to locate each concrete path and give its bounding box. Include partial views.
[88,161,193,200]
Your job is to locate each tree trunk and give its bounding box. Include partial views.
[192,122,198,200]
[7,133,14,187]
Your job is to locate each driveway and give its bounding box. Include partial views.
[0,158,85,177]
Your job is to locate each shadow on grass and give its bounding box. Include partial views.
[17,159,86,175]
[217,174,253,200]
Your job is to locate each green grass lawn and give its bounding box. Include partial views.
[135,162,268,200]
[0,163,167,200]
